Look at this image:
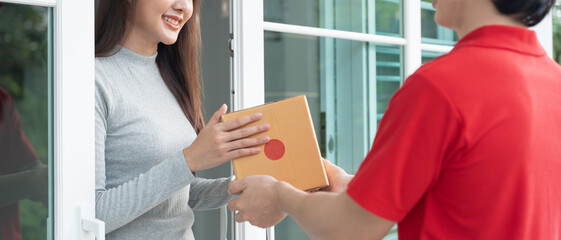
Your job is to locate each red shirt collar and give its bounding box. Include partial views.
[453,25,547,57]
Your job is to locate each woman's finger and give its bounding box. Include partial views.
[225,147,262,160]
[225,137,269,152]
[223,123,270,142]
[207,104,228,127]
[219,113,263,131]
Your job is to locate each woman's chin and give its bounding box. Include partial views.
[160,38,179,46]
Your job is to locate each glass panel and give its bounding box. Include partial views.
[420,0,458,45]
[264,31,403,240]
[0,3,52,240]
[375,46,401,126]
[422,51,445,63]
[264,0,402,37]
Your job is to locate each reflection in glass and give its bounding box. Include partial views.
[0,3,51,240]
[264,0,402,36]
[265,31,403,240]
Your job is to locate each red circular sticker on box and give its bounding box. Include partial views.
[264,139,285,160]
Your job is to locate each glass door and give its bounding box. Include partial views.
[0,0,98,239]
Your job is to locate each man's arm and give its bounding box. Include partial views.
[228,175,395,240]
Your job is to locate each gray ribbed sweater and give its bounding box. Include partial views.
[95,46,232,240]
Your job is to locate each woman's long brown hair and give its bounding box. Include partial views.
[95,0,204,133]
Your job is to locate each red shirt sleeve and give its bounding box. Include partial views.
[346,73,464,222]
[0,89,38,175]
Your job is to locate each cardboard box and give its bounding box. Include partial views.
[222,95,329,191]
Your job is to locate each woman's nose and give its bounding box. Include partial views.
[173,0,193,13]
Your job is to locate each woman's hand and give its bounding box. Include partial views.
[183,104,270,172]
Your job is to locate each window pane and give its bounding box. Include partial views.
[265,31,403,239]
[264,0,402,37]
[420,0,458,45]
[422,51,445,63]
[0,3,52,240]
[375,46,401,126]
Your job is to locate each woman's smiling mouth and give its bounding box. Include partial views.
[162,15,183,30]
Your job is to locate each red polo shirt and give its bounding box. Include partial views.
[0,88,37,240]
[347,25,561,239]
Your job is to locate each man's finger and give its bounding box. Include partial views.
[228,178,246,195]
[234,212,244,223]
[227,198,239,211]
[322,158,335,168]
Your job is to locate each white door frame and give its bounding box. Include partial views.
[53,0,99,239]
[1,0,98,239]
[230,0,268,239]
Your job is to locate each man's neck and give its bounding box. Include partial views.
[455,2,526,39]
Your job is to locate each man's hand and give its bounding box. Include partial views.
[228,173,395,239]
[322,159,353,193]
[227,175,288,228]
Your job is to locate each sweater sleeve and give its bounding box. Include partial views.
[94,80,196,233]
[188,176,236,210]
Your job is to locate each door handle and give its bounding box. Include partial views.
[79,206,105,240]
[82,218,105,240]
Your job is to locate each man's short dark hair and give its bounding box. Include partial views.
[493,0,556,27]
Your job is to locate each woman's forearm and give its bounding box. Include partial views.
[188,177,235,210]
[96,152,196,233]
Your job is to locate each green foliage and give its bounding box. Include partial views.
[375,0,401,36]
[0,3,49,96]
